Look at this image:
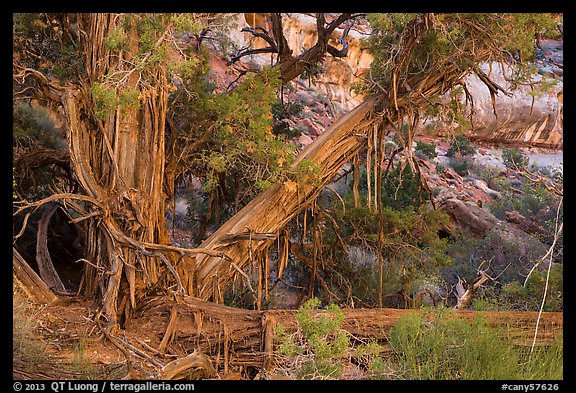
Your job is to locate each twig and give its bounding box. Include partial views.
[229,262,256,294]
[529,197,562,354]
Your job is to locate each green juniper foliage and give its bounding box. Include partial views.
[364,13,559,93]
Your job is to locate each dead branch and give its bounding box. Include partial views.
[13,64,63,104]
[35,202,68,293]
[14,146,70,174]
[454,258,499,310]
[98,321,166,379]
[227,13,358,84]
[241,26,278,49]
[158,306,179,353]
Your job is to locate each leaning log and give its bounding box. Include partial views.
[13,247,58,304]
[188,94,385,301]
[188,62,467,301]
[128,296,563,372]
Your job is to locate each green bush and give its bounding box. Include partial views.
[388,308,563,379]
[13,102,64,149]
[415,141,437,159]
[502,148,529,170]
[104,27,127,50]
[275,298,389,379]
[445,228,549,287]
[499,263,563,311]
[380,161,430,210]
[91,82,119,120]
[271,101,305,138]
[446,135,476,158]
[450,158,469,177]
[329,200,453,307]
[488,182,559,223]
[275,298,350,379]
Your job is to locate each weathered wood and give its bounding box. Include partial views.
[160,351,216,380]
[13,247,58,304]
[190,94,385,301]
[158,306,178,353]
[190,54,467,302]
[35,203,67,293]
[132,296,563,371]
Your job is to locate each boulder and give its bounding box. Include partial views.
[438,198,499,237]
[472,178,502,200]
[297,134,314,147]
[505,210,548,236]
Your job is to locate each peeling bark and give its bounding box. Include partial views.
[189,14,470,302]
[56,14,177,326]
[189,94,385,301]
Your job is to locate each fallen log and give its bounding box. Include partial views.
[127,296,562,373]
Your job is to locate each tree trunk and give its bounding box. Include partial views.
[35,202,67,293]
[62,14,174,326]
[132,295,563,371]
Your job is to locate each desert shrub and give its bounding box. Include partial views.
[380,161,430,210]
[449,157,469,177]
[275,298,350,379]
[307,159,453,308]
[388,308,563,379]
[327,200,452,307]
[272,101,305,138]
[499,263,563,311]
[488,181,560,224]
[13,102,65,149]
[415,140,437,159]
[502,148,529,170]
[471,295,500,311]
[445,230,545,286]
[446,135,476,158]
[467,161,504,185]
[275,298,388,379]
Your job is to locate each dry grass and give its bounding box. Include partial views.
[13,277,50,367]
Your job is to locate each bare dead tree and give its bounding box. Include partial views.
[228,13,363,83]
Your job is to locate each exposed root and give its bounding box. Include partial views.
[160,351,216,380]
